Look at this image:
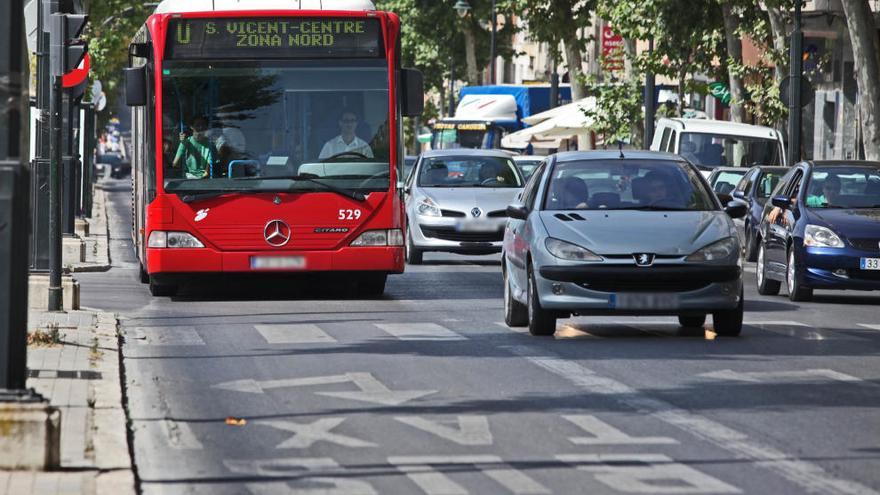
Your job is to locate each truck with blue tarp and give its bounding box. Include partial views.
[431,84,572,150]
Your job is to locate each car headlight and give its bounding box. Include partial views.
[147,231,204,248]
[416,197,441,217]
[804,224,843,248]
[545,238,602,261]
[686,237,737,262]
[350,229,404,246]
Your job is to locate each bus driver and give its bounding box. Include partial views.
[173,115,218,179]
[318,109,374,160]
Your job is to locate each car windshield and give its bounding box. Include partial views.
[755,170,785,199]
[161,60,390,194]
[417,156,522,188]
[710,170,747,195]
[515,159,543,180]
[806,166,880,209]
[680,132,780,168]
[544,159,716,211]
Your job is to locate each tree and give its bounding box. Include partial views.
[840,0,880,160]
[720,2,745,123]
[513,0,596,100]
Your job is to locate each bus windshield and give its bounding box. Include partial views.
[161,59,390,193]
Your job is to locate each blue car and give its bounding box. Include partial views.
[732,165,788,261]
[756,160,880,301]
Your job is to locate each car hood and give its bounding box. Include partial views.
[419,187,522,215]
[539,210,734,256]
[810,208,880,237]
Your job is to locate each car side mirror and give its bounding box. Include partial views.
[771,195,790,209]
[506,203,529,220]
[724,199,748,219]
[732,190,745,200]
[401,68,424,117]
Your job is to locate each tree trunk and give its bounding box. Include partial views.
[676,66,687,118]
[766,6,788,84]
[722,2,745,123]
[563,32,587,100]
[462,26,480,85]
[624,38,643,146]
[841,0,880,160]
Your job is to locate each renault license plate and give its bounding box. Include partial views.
[860,257,880,270]
[611,293,679,310]
[457,219,497,232]
[251,256,306,270]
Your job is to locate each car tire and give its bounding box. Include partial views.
[357,273,387,298]
[756,242,781,295]
[504,263,528,327]
[744,225,759,262]
[787,249,813,302]
[148,276,178,297]
[713,289,744,337]
[405,226,423,265]
[138,262,149,284]
[678,315,706,328]
[527,266,556,336]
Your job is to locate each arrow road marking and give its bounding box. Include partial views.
[394,416,493,446]
[258,418,376,449]
[563,415,678,445]
[213,372,436,406]
[699,369,862,383]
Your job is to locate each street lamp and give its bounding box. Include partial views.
[453,0,471,18]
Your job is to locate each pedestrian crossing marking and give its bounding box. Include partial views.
[255,324,337,344]
[376,323,465,341]
[130,326,205,346]
[858,324,880,331]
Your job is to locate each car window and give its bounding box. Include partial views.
[659,127,671,151]
[543,159,716,211]
[784,169,804,199]
[668,131,677,153]
[679,132,781,168]
[737,169,756,194]
[805,165,880,209]
[756,170,784,199]
[521,161,546,210]
[710,171,747,195]
[417,156,522,188]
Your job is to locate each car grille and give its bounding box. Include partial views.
[580,280,712,293]
[850,238,880,252]
[541,265,740,293]
[420,226,503,243]
[487,210,508,218]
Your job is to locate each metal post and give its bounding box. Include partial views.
[549,70,559,110]
[644,37,656,149]
[448,59,456,117]
[48,14,64,311]
[787,2,803,165]
[489,0,496,85]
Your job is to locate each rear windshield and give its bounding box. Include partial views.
[544,159,717,211]
[710,170,747,194]
[418,155,522,188]
[806,166,880,209]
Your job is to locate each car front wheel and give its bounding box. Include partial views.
[504,262,528,327]
[527,266,556,336]
[756,242,781,295]
[713,289,744,337]
[405,226,423,265]
[787,249,813,302]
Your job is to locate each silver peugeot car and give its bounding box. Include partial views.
[502,151,748,336]
[405,149,524,264]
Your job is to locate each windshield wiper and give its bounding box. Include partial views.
[179,191,229,203]
[235,174,366,201]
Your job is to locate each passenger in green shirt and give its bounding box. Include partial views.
[173,116,218,179]
[806,174,840,207]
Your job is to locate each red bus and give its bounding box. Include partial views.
[124,0,423,297]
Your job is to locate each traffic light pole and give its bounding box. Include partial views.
[787,2,803,165]
[48,69,63,311]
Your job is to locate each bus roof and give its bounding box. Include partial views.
[154,0,377,14]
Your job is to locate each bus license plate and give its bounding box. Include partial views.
[860,257,880,270]
[612,293,678,310]
[251,256,306,270]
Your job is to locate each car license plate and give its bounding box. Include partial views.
[456,219,497,232]
[611,293,679,310]
[860,257,880,270]
[250,256,306,270]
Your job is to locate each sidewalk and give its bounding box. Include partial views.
[2,183,137,495]
[71,184,111,273]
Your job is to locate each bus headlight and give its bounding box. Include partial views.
[350,229,404,247]
[148,231,204,248]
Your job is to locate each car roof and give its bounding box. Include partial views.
[710,166,749,173]
[658,118,780,139]
[512,156,544,162]
[420,148,516,159]
[804,160,880,167]
[553,150,684,163]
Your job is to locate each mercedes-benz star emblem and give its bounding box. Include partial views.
[633,253,655,267]
[263,220,291,247]
[471,207,482,217]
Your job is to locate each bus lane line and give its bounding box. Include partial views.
[387,455,550,495]
[505,345,880,495]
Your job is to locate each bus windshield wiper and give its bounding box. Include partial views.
[179,191,229,203]
[234,174,367,201]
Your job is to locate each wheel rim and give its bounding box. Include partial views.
[503,271,511,316]
[757,245,765,286]
[527,272,534,322]
[787,251,796,294]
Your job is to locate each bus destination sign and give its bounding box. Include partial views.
[166,18,383,59]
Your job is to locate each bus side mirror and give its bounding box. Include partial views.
[401,68,424,117]
[125,66,146,107]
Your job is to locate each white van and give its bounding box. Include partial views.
[650,118,787,170]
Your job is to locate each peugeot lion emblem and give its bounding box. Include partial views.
[634,253,655,267]
[471,207,482,217]
[263,220,291,247]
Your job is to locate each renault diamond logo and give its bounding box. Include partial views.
[264,220,291,247]
[634,253,655,267]
[471,207,482,217]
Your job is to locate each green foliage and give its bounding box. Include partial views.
[511,0,596,64]
[582,77,643,147]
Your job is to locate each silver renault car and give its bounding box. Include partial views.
[502,151,748,336]
[405,149,524,264]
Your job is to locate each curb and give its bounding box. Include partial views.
[71,184,112,273]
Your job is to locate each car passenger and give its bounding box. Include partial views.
[552,176,589,209]
[643,171,676,205]
[423,163,449,186]
[806,174,840,207]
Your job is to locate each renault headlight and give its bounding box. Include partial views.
[686,237,737,262]
[545,238,602,261]
[416,197,441,217]
[147,231,204,248]
[803,224,843,248]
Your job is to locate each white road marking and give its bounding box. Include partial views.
[225,458,377,495]
[131,326,205,346]
[506,345,880,495]
[255,324,337,344]
[699,369,862,383]
[160,419,204,450]
[388,455,550,495]
[563,415,678,445]
[394,416,493,446]
[748,321,865,340]
[556,453,740,494]
[376,323,465,341]
[858,324,880,331]
[213,372,436,406]
[258,418,376,449]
